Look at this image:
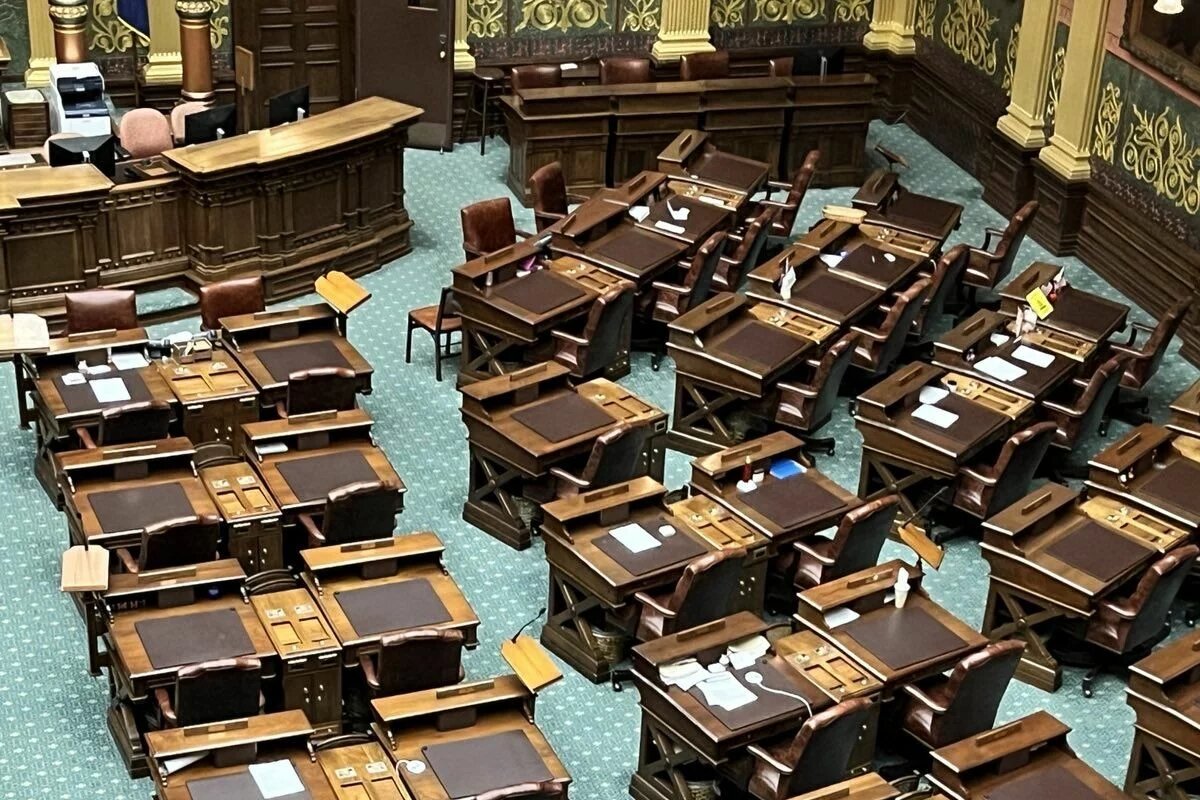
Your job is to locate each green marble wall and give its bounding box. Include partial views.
[0,0,31,79]
[915,0,1023,94]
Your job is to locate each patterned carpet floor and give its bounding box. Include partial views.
[0,122,1195,799]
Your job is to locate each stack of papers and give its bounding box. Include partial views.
[660,659,708,690]
[654,220,687,235]
[912,404,959,429]
[694,671,757,711]
[110,352,150,371]
[90,377,131,404]
[976,356,1027,382]
[726,635,770,669]
[249,760,305,799]
[819,253,844,268]
[629,206,650,222]
[609,523,661,553]
[1012,345,1055,368]
[824,607,860,629]
[989,332,1011,346]
[918,386,949,405]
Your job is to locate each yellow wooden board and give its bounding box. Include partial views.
[501,634,562,694]
[61,546,108,593]
[316,270,372,316]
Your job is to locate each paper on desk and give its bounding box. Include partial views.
[162,752,208,775]
[726,635,770,670]
[62,372,86,386]
[1012,345,1054,368]
[989,333,1011,346]
[80,363,112,376]
[697,195,726,207]
[666,200,690,221]
[660,658,708,690]
[256,442,289,457]
[90,377,131,404]
[609,522,661,553]
[912,403,959,429]
[110,352,150,371]
[823,606,860,629]
[654,220,687,235]
[975,356,1027,383]
[561,62,579,70]
[0,153,36,167]
[695,671,757,711]
[918,386,949,405]
[250,760,306,799]
[628,206,650,222]
[819,253,844,268]
[779,266,797,300]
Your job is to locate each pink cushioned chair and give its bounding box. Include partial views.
[118,109,173,158]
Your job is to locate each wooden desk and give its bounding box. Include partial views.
[658,129,772,197]
[929,711,1127,800]
[316,739,411,799]
[301,532,479,665]
[1124,632,1200,799]
[1086,424,1200,532]
[980,482,1184,692]
[222,304,373,406]
[854,362,1029,529]
[1,98,420,331]
[200,460,284,575]
[1168,378,1200,437]
[459,361,666,549]
[553,218,690,291]
[538,477,746,682]
[784,773,900,800]
[371,675,570,800]
[862,190,964,245]
[1000,263,1130,343]
[796,561,987,690]
[157,349,259,449]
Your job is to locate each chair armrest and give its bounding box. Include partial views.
[566,193,590,204]
[548,466,589,488]
[551,329,588,346]
[298,513,324,543]
[634,591,676,618]
[776,381,817,398]
[981,227,1005,250]
[358,652,380,690]
[903,683,949,714]
[74,426,97,449]
[959,466,997,486]
[273,400,288,418]
[850,324,888,343]
[766,180,791,192]
[747,744,793,774]
[650,280,691,295]
[792,540,835,565]
[1107,342,1144,358]
[514,228,536,240]
[154,688,177,726]
[725,232,745,245]
[115,548,139,574]
[1042,399,1082,417]
[1100,600,1140,620]
[756,198,795,210]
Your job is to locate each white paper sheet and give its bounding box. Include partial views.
[89,377,131,404]
[162,752,208,775]
[823,607,861,629]
[819,253,844,268]
[62,372,86,386]
[110,352,150,371]
[654,220,686,235]
[665,200,690,221]
[0,153,36,167]
[609,522,661,553]
[697,195,726,207]
[779,267,797,300]
[918,386,949,405]
[660,658,708,690]
[989,332,1011,346]
[628,206,650,222]
[975,356,1027,383]
[249,760,306,799]
[1012,345,1055,368]
[912,403,959,429]
[694,672,757,711]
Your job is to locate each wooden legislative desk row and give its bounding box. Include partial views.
[0,97,420,330]
[500,73,877,204]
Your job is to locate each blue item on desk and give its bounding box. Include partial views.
[769,458,807,479]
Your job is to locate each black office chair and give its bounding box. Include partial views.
[276,367,358,418]
[358,629,465,697]
[747,697,874,799]
[74,400,172,449]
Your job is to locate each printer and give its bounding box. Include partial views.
[48,63,111,137]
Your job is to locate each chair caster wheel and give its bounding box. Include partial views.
[1082,682,1094,698]
[651,361,661,372]
[612,677,623,692]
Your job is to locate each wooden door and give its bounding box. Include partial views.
[233,0,355,131]
[356,0,454,150]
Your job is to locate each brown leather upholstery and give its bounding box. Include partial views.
[714,207,777,291]
[599,56,651,85]
[95,400,172,446]
[761,150,819,240]
[964,201,1038,290]
[476,783,566,800]
[64,289,138,335]
[282,367,358,416]
[1084,544,1198,653]
[747,697,873,800]
[155,658,262,728]
[529,162,570,231]
[794,495,899,589]
[680,51,730,81]
[774,333,858,434]
[116,514,222,575]
[553,284,634,379]
[635,548,747,640]
[1109,298,1190,390]
[768,57,794,77]
[1043,356,1125,449]
[198,275,265,331]
[651,231,726,324]
[299,480,400,547]
[851,278,932,374]
[511,64,562,91]
[548,423,649,498]
[951,421,1056,519]
[461,197,518,260]
[914,244,970,337]
[901,640,1024,749]
[359,628,465,696]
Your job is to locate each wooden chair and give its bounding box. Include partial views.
[746,698,873,800]
[199,275,265,331]
[276,367,358,417]
[647,231,726,369]
[773,332,859,455]
[528,161,588,231]
[949,421,1056,528]
[406,286,462,382]
[358,629,465,697]
[901,640,1025,749]
[73,399,172,449]
[755,149,819,243]
[793,495,900,590]
[850,278,932,375]
[679,51,730,81]
[1043,356,1125,478]
[153,658,263,728]
[599,56,651,85]
[297,480,401,548]
[552,285,634,379]
[461,197,535,260]
[64,289,138,335]
[714,207,777,292]
[963,201,1038,296]
[510,64,562,91]
[115,515,222,574]
[1105,298,1190,426]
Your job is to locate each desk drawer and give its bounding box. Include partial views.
[282,654,342,734]
[229,517,284,574]
[181,396,258,448]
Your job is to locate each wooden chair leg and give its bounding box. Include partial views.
[433,330,445,382]
[405,318,415,363]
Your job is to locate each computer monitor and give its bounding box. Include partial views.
[791,46,846,77]
[184,104,237,145]
[48,134,117,178]
[268,86,310,127]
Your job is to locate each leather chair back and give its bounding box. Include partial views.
[665,548,746,633]
[779,698,873,796]
[1124,299,1190,389]
[680,51,730,81]
[801,332,859,432]
[923,244,970,326]
[1064,356,1125,447]
[511,65,562,91]
[599,56,651,84]
[984,421,1057,515]
[199,275,265,331]
[825,495,899,581]
[576,286,634,376]
[118,108,173,158]
[720,208,777,290]
[768,57,794,77]
[98,400,172,445]
[1112,545,1199,652]
[374,629,464,695]
[685,232,725,312]
[285,367,358,416]
[774,150,819,239]
[579,423,649,489]
[322,481,400,545]
[139,514,222,571]
[461,197,517,259]
[477,783,566,800]
[986,201,1038,287]
[65,289,138,335]
[928,640,1024,745]
[865,278,931,373]
[174,658,261,727]
[529,162,569,231]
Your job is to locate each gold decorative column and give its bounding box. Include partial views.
[1038,0,1112,181]
[48,0,88,64]
[454,0,475,72]
[24,0,56,86]
[144,0,184,85]
[997,0,1060,149]
[864,0,917,56]
[652,0,715,63]
[177,1,215,101]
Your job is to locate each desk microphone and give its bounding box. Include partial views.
[511,607,546,642]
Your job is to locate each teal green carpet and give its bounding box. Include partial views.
[0,123,1195,798]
